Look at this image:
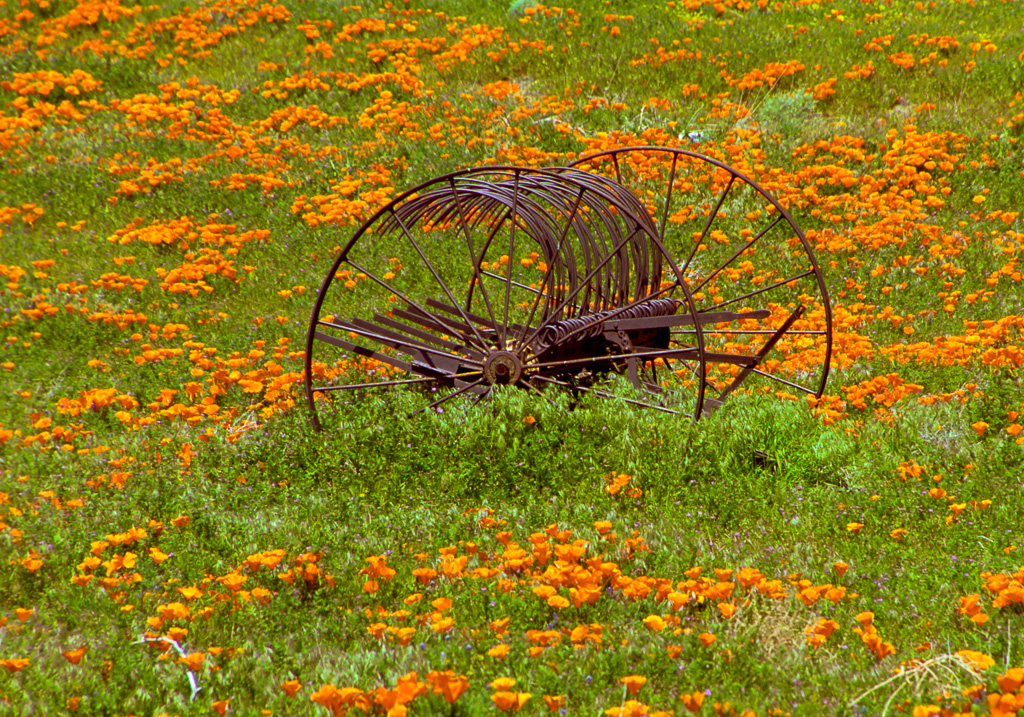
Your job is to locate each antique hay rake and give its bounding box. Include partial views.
[304,147,832,429]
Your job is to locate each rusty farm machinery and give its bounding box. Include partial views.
[303,147,832,428]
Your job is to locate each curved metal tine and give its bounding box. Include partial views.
[519,223,646,352]
[577,172,650,310]
[689,214,785,295]
[545,171,621,307]
[316,374,479,392]
[457,179,565,343]
[592,168,666,304]
[479,270,570,307]
[407,377,487,417]
[679,173,736,276]
[699,269,815,312]
[320,319,484,367]
[554,167,656,277]
[644,357,659,390]
[449,179,503,337]
[494,175,599,337]
[498,170,523,347]
[387,208,493,352]
[514,184,588,352]
[531,375,681,415]
[627,356,663,396]
[659,337,706,386]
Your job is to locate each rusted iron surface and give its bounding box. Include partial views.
[304,148,832,428]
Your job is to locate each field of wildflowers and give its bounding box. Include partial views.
[1,0,1023,714]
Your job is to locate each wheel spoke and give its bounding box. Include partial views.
[318,319,483,368]
[712,304,804,402]
[747,368,819,395]
[368,311,486,359]
[408,378,488,416]
[316,374,476,392]
[516,184,588,352]
[690,214,784,295]
[342,257,487,353]
[680,173,736,276]
[699,269,815,312]
[657,152,679,241]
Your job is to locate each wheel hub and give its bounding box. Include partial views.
[482,350,523,385]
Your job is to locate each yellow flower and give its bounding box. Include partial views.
[642,615,665,632]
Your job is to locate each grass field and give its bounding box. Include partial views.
[1,0,1023,714]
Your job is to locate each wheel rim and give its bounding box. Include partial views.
[304,166,708,426]
[568,147,833,413]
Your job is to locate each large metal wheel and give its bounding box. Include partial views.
[567,147,833,412]
[304,166,714,428]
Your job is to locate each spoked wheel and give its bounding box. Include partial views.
[304,166,712,428]
[567,147,833,413]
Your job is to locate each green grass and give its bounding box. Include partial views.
[1,0,1023,714]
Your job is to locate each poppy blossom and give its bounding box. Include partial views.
[62,647,87,665]
[680,691,706,712]
[1,659,30,673]
[543,694,566,712]
[492,692,531,711]
[620,675,647,694]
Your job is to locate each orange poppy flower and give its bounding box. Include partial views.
[62,647,88,665]
[619,675,647,695]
